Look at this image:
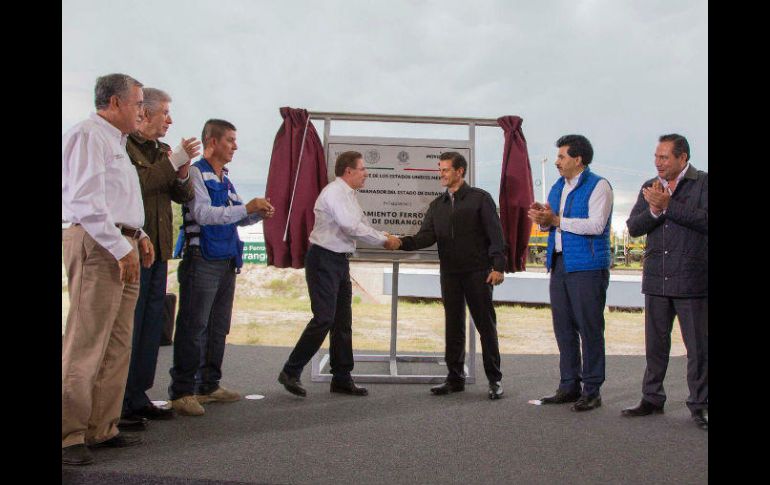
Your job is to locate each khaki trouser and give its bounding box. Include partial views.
[62,225,139,448]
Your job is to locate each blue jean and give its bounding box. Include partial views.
[549,253,609,398]
[123,260,168,414]
[168,247,236,400]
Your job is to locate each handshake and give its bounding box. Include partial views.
[383,233,402,250]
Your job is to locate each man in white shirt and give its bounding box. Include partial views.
[528,134,613,412]
[62,73,152,465]
[278,151,401,397]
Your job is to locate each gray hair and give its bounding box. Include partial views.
[142,87,172,115]
[94,73,143,110]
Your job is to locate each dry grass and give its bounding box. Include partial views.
[62,260,685,356]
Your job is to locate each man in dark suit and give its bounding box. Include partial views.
[621,134,708,430]
[397,152,507,400]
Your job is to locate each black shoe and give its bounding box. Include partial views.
[62,444,94,466]
[128,403,174,420]
[431,381,465,395]
[621,399,664,417]
[571,395,602,412]
[692,409,708,430]
[488,381,504,400]
[278,371,306,397]
[540,389,581,404]
[330,380,368,396]
[117,416,148,431]
[90,433,143,449]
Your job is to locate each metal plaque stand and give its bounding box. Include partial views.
[308,111,494,384]
[311,260,477,383]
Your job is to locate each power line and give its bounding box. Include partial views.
[590,163,649,177]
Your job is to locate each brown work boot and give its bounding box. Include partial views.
[196,386,241,404]
[171,395,205,416]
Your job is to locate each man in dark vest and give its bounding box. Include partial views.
[122,87,199,428]
[169,119,275,416]
[621,134,708,430]
[528,134,613,412]
[396,152,508,400]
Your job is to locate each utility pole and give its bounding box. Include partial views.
[541,157,547,202]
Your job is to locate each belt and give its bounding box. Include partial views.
[311,244,353,259]
[69,223,143,240]
[116,224,143,240]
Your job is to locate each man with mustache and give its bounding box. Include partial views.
[621,134,708,430]
[528,134,613,412]
[121,88,200,428]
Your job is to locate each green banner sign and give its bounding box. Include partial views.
[242,241,267,265]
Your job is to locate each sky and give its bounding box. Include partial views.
[62,0,707,234]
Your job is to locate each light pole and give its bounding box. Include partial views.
[540,157,547,202]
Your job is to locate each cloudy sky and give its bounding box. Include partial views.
[62,0,707,232]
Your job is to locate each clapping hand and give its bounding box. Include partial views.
[642,180,669,215]
[528,202,558,227]
[181,137,202,159]
[170,137,202,171]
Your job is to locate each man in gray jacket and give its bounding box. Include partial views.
[621,134,708,430]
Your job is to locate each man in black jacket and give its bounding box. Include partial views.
[621,134,708,430]
[397,152,507,400]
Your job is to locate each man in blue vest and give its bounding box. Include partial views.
[528,134,613,412]
[169,119,275,416]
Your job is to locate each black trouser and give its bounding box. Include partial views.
[642,295,708,412]
[549,253,609,398]
[124,260,168,414]
[283,244,354,382]
[440,269,502,384]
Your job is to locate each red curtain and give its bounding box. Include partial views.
[497,115,534,272]
[263,107,328,269]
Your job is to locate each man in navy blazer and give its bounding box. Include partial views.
[621,133,708,430]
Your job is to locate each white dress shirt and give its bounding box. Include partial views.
[309,178,387,253]
[540,170,613,252]
[62,113,145,260]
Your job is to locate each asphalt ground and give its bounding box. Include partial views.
[62,344,707,484]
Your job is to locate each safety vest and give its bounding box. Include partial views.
[174,158,244,268]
